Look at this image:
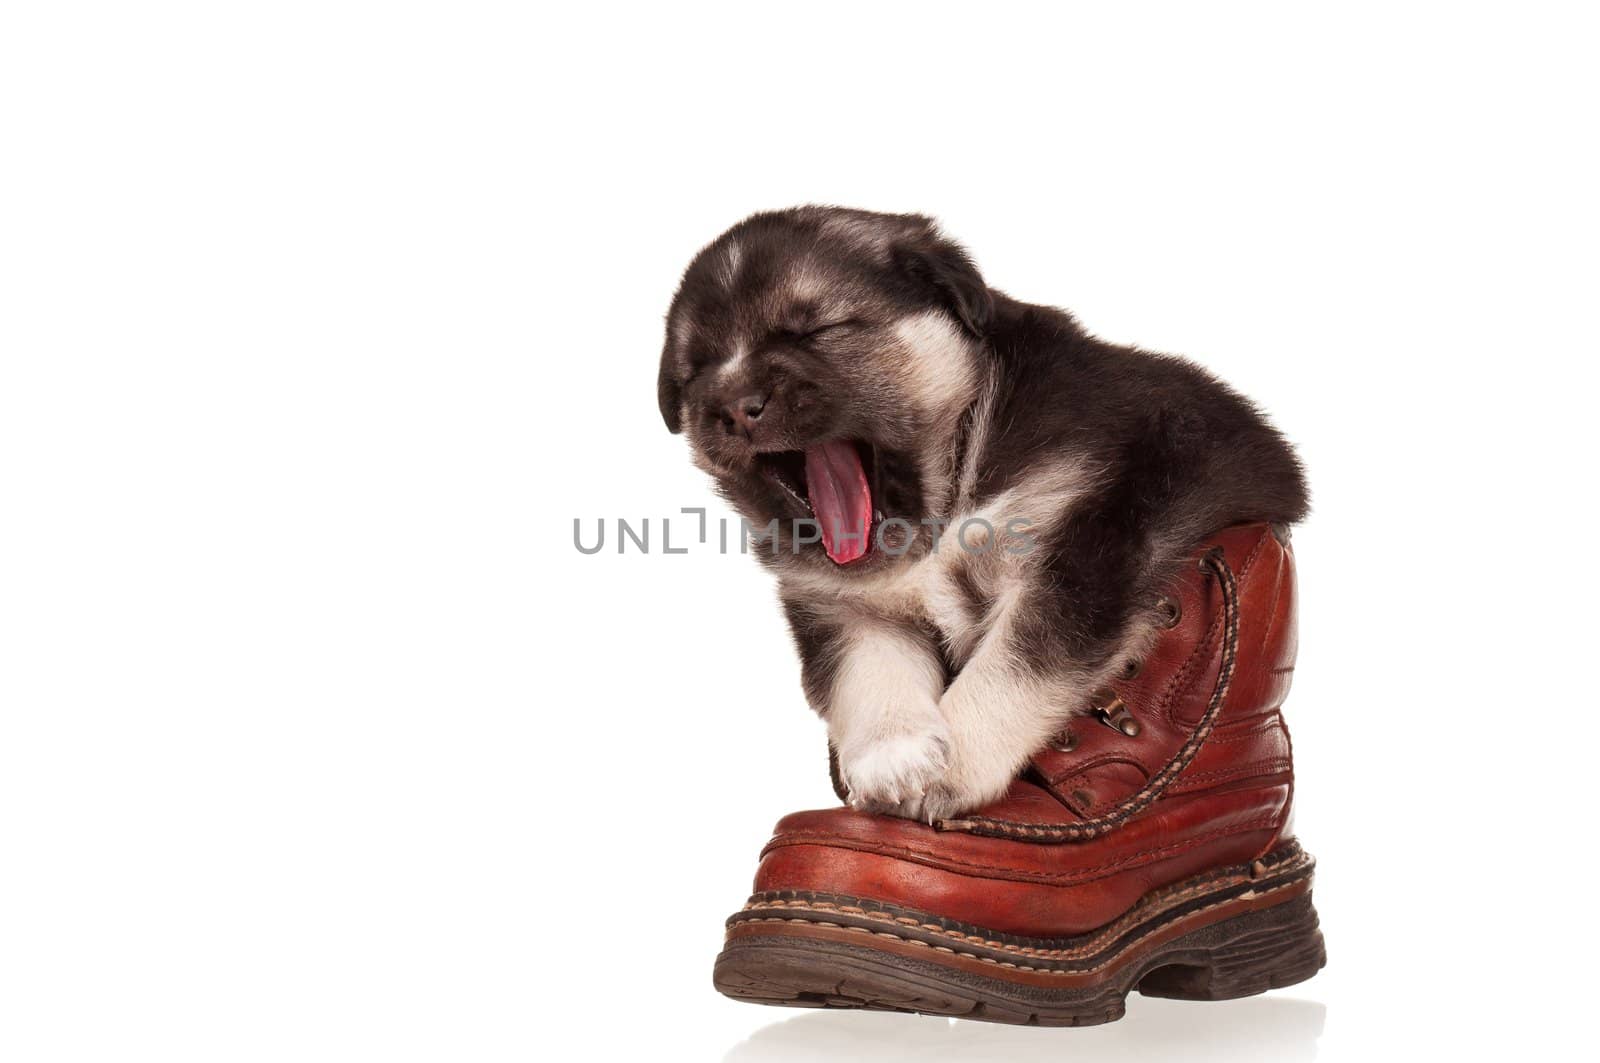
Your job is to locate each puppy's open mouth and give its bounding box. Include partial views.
[758,441,877,565]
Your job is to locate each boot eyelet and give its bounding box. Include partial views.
[1156,596,1182,628]
[1071,789,1094,808]
[1120,658,1143,681]
[1049,729,1077,753]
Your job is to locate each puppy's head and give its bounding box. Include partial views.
[658,207,991,567]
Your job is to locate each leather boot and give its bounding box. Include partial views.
[713,523,1325,1026]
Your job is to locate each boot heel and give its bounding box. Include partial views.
[1137,892,1327,1001]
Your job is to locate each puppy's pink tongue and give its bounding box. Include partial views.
[804,440,871,565]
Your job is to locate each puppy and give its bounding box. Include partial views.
[657,206,1307,822]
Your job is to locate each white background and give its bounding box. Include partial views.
[3,3,1596,1060]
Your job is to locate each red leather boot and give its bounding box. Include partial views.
[713,523,1324,1026]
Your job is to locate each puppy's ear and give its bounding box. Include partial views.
[893,227,993,338]
[657,341,684,433]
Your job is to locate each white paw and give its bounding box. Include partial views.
[897,737,1024,823]
[903,776,1004,823]
[838,726,950,814]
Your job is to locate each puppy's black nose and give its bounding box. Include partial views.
[721,393,767,435]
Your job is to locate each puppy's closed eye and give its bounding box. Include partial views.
[782,320,863,346]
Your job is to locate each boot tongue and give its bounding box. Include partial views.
[803,440,871,565]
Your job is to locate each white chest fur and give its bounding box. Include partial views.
[778,459,1094,667]
[780,522,1015,668]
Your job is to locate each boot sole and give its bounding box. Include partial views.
[713,842,1324,1027]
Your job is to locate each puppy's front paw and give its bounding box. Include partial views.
[909,775,1007,823]
[838,726,950,815]
[902,739,1024,823]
